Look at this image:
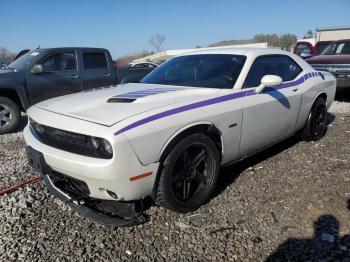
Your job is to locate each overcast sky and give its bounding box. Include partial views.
[1,0,350,58]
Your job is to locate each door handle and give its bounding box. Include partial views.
[103,73,111,77]
[292,88,298,92]
[68,74,79,79]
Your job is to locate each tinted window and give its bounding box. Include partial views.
[83,53,107,69]
[243,55,302,88]
[295,44,312,56]
[42,52,76,72]
[7,50,42,70]
[141,54,246,89]
[321,42,350,55]
[316,43,330,55]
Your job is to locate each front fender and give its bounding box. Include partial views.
[123,109,243,166]
[0,79,29,110]
[158,121,224,160]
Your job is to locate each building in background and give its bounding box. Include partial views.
[133,42,268,64]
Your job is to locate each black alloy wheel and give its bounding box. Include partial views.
[155,133,220,213]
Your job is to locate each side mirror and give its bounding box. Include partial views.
[300,51,312,59]
[255,75,283,94]
[30,64,44,74]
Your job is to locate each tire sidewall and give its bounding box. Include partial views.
[158,133,220,212]
[0,97,21,135]
[304,97,327,141]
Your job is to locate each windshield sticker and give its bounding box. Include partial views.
[30,52,40,56]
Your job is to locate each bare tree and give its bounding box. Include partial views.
[149,34,166,53]
[303,30,314,39]
[0,47,16,63]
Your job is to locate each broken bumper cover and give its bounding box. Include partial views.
[24,124,159,201]
[27,145,148,227]
[43,174,148,227]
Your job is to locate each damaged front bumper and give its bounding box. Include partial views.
[26,146,148,227]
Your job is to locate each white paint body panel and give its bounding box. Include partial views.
[24,48,336,201]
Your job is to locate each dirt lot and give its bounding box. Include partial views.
[0,97,349,261]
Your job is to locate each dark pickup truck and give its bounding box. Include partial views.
[0,47,117,134]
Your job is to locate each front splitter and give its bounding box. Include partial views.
[43,175,148,227]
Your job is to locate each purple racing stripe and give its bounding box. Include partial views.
[114,72,322,136]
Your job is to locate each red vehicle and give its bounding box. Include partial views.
[294,26,350,59]
[293,39,331,59]
[306,39,350,92]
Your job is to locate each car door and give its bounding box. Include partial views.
[239,55,304,155]
[79,51,116,90]
[27,51,83,105]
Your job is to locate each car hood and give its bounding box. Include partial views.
[306,55,350,64]
[35,83,221,126]
[0,69,25,85]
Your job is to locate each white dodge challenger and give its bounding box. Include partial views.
[24,48,336,226]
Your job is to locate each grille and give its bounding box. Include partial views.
[311,64,350,73]
[43,125,87,145]
[30,120,112,159]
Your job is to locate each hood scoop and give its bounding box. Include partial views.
[106,87,185,104]
[107,97,136,103]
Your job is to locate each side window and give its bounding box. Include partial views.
[83,52,108,70]
[42,52,76,72]
[243,55,302,88]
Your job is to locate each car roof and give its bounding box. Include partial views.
[332,39,350,43]
[177,47,292,57]
[35,47,109,52]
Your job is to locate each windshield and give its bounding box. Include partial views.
[141,54,246,89]
[7,50,41,70]
[316,43,330,55]
[321,42,350,55]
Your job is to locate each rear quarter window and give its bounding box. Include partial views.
[83,52,108,69]
[243,55,303,88]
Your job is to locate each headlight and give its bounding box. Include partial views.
[89,137,113,158]
[101,139,113,155]
[30,118,45,135]
[90,137,100,149]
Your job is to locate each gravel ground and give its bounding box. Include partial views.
[0,100,349,261]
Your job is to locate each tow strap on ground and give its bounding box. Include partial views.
[0,175,42,196]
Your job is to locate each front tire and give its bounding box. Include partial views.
[0,97,21,135]
[155,133,220,213]
[301,97,327,141]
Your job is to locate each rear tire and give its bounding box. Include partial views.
[155,133,220,213]
[301,97,327,141]
[0,97,21,135]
